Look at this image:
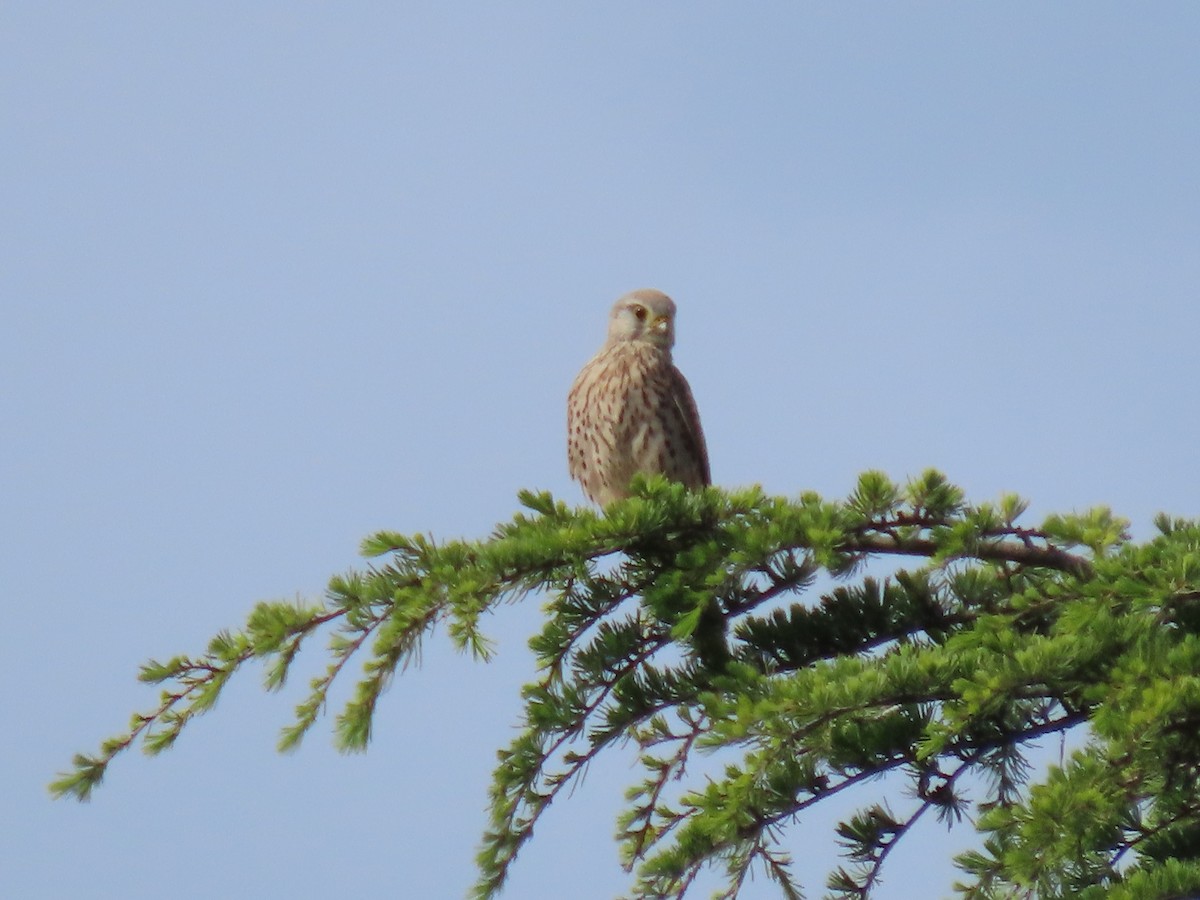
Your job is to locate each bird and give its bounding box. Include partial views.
[567,289,710,507]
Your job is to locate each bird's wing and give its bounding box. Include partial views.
[669,365,711,486]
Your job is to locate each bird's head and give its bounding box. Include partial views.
[606,289,676,350]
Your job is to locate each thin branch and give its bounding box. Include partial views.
[849,533,1092,579]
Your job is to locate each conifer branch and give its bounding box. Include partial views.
[53,472,1200,900]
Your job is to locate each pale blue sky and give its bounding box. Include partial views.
[4,4,1199,898]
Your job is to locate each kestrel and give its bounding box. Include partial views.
[567,289,710,506]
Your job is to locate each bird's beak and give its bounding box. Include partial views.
[649,314,671,336]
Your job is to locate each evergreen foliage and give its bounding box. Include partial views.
[51,471,1200,898]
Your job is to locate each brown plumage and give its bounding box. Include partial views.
[567,289,710,506]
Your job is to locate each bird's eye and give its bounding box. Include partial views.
[631,305,647,322]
